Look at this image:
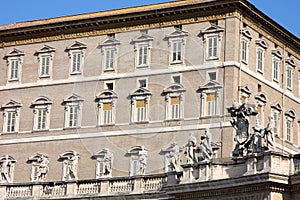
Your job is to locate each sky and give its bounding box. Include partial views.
[0,0,299,38]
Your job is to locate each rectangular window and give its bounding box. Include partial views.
[272,59,279,82]
[241,39,248,62]
[138,79,147,88]
[37,109,47,130]
[257,49,263,72]
[286,120,291,142]
[6,112,16,133]
[208,36,218,58]
[103,103,112,125]
[172,75,181,84]
[40,56,50,76]
[136,100,146,122]
[287,68,292,89]
[171,40,182,62]
[10,59,19,80]
[208,72,217,81]
[69,106,78,127]
[206,93,216,116]
[72,52,81,73]
[171,97,180,119]
[138,45,148,66]
[105,49,115,70]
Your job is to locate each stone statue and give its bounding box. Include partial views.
[167,143,181,171]
[199,128,213,161]
[0,159,12,183]
[228,102,258,157]
[37,157,49,181]
[65,155,78,180]
[184,135,198,164]
[262,115,275,151]
[139,153,147,175]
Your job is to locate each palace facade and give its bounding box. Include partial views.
[0,0,299,199]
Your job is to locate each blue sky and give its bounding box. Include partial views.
[0,0,299,37]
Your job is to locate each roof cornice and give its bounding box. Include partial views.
[0,0,298,55]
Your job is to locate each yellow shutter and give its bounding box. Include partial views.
[206,93,215,101]
[103,103,112,110]
[170,97,180,105]
[136,100,145,108]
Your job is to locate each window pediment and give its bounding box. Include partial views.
[271,103,282,112]
[0,155,16,163]
[256,39,268,49]
[165,29,188,39]
[286,58,296,68]
[4,48,24,58]
[241,29,253,39]
[31,96,52,106]
[239,85,251,96]
[91,148,113,159]
[131,87,152,97]
[201,24,224,34]
[36,45,56,54]
[272,49,283,59]
[285,109,296,119]
[99,37,120,47]
[198,80,222,91]
[254,92,267,103]
[132,33,153,43]
[27,153,48,163]
[96,90,118,100]
[63,93,84,103]
[59,151,80,160]
[127,145,148,155]
[1,99,22,109]
[163,83,186,94]
[66,41,87,51]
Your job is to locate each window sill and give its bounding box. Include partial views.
[131,121,149,125]
[70,72,82,75]
[136,65,149,69]
[98,124,115,127]
[63,126,81,130]
[206,57,219,61]
[1,132,18,135]
[241,60,248,65]
[200,115,221,119]
[104,69,115,72]
[170,61,183,65]
[32,129,49,133]
[39,75,51,79]
[165,118,183,122]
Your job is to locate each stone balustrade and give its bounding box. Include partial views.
[1,152,300,199]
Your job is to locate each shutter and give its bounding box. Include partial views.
[103,103,112,110]
[206,93,216,101]
[136,100,145,108]
[138,46,143,65]
[143,46,148,65]
[170,97,180,105]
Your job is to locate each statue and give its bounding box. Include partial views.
[199,128,213,161]
[92,148,114,178]
[0,155,16,183]
[184,135,198,164]
[139,153,147,175]
[37,157,49,181]
[262,115,275,151]
[60,151,79,181]
[228,102,258,157]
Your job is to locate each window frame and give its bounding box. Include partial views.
[1,100,22,134]
[96,90,117,126]
[130,88,151,123]
[63,94,84,129]
[66,41,87,76]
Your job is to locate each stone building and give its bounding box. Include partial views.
[0,0,299,199]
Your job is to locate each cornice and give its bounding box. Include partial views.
[0,0,299,56]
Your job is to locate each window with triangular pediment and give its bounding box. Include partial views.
[4,49,24,82]
[66,41,87,75]
[35,45,56,78]
[99,35,120,72]
[1,100,22,134]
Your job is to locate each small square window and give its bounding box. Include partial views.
[208,72,217,81]
[139,79,147,88]
[105,82,114,90]
[174,25,182,30]
[172,75,181,84]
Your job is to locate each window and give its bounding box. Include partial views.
[199,81,222,117]
[96,90,117,126]
[31,97,52,131]
[105,82,114,90]
[201,23,224,61]
[130,88,151,123]
[66,41,87,75]
[163,84,185,121]
[36,45,55,78]
[172,75,181,84]
[272,58,280,82]
[241,29,252,64]
[5,49,24,82]
[255,39,267,73]
[1,100,21,134]
[206,93,216,116]
[284,109,295,142]
[207,36,218,58]
[138,78,147,88]
[132,31,153,68]
[171,40,182,62]
[100,35,120,72]
[63,94,83,128]
[105,48,115,70]
[165,28,187,65]
[207,71,217,81]
[286,66,293,90]
[256,48,264,72]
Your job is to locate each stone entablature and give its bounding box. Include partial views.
[0,152,300,199]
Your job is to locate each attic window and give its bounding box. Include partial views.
[210,20,218,25]
[107,33,115,39]
[174,25,182,30]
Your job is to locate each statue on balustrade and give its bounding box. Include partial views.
[0,155,16,183]
[184,135,198,164]
[92,148,114,178]
[199,128,213,161]
[28,153,49,182]
[60,151,79,181]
